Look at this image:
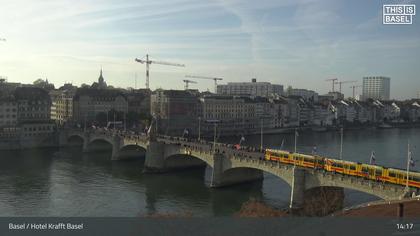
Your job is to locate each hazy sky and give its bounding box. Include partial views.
[0,0,419,99]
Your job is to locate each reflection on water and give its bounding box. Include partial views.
[0,128,419,216]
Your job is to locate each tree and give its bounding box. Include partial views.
[33,78,44,85]
[33,78,55,91]
[286,86,293,95]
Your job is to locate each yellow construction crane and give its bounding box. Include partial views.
[325,78,338,92]
[335,80,357,93]
[183,80,197,90]
[185,75,223,93]
[350,85,363,99]
[135,54,185,89]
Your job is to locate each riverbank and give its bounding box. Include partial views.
[333,198,420,217]
[235,198,420,218]
[212,122,420,139]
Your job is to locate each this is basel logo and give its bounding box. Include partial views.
[383,4,416,24]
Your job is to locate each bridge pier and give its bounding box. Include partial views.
[144,141,166,172]
[58,130,69,147]
[82,135,89,152]
[289,167,345,216]
[110,136,123,161]
[289,166,305,212]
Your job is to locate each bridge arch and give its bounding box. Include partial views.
[117,144,147,161]
[222,166,292,187]
[86,137,114,152]
[67,134,85,146]
[119,144,147,153]
[164,153,209,170]
[309,181,396,200]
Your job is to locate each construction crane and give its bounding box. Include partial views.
[350,85,363,99]
[135,54,185,89]
[335,80,357,93]
[183,80,197,90]
[325,78,338,92]
[185,75,223,93]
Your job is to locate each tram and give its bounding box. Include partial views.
[265,149,420,188]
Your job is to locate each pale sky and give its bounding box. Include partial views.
[0,0,419,99]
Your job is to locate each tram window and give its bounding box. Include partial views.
[411,176,420,182]
[304,157,313,162]
[362,167,368,172]
[389,172,396,177]
[350,165,356,170]
[375,169,382,175]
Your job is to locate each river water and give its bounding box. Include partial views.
[0,128,419,217]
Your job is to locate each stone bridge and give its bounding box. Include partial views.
[59,129,419,215]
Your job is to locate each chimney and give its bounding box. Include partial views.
[252,78,257,83]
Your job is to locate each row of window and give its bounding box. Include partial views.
[0,108,17,112]
[19,114,49,118]
[23,126,53,132]
[19,107,47,111]
[0,114,17,118]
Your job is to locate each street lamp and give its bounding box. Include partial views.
[339,127,344,160]
[124,111,126,132]
[213,123,217,154]
[260,115,271,151]
[205,119,220,154]
[84,114,87,132]
[113,112,116,132]
[406,140,412,190]
[198,116,201,141]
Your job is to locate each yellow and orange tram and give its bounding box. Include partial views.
[265,149,420,188]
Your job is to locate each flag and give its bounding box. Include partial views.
[312,146,317,155]
[328,103,337,113]
[238,136,245,147]
[146,124,152,135]
[183,129,189,137]
[370,151,376,165]
[409,151,415,167]
[280,139,285,149]
[340,100,349,106]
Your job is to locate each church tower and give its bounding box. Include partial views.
[98,68,107,89]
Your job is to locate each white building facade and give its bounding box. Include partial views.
[362,76,391,100]
[216,79,283,98]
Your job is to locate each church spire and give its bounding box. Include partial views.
[97,67,107,89]
[98,67,104,83]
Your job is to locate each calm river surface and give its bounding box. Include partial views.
[1,128,419,216]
